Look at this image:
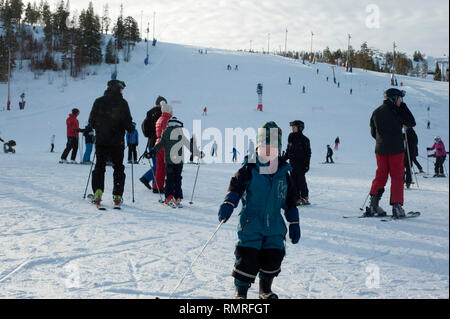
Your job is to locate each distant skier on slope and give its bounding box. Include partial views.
[334,136,340,150]
[60,108,83,164]
[326,145,334,163]
[217,121,300,299]
[427,137,447,177]
[126,122,139,164]
[367,88,416,218]
[81,124,94,164]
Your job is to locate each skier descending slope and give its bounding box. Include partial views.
[367,88,416,218]
[218,121,301,299]
[88,80,134,209]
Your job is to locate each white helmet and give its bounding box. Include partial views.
[434,136,441,142]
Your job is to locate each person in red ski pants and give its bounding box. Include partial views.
[367,88,416,218]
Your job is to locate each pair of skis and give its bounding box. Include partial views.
[87,194,121,210]
[158,199,183,209]
[343,211,421,221]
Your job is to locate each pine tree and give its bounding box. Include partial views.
[433,63,442,81]
[105,38,118,64]
[77,2,102,65]
[101,3,111,34]
[0,35,9,82]
[421,59,428,78]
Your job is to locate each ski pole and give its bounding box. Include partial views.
[169,219,226,298]
[83,152,96,199]
[189,159,201,205]
[404,132,418,188]
[359,192,370,211]
[131,159,135,203]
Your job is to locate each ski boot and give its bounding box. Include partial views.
[234,285,249,299]
[59,159,68,164]
[175,198,183,208]
[296,197,310,206]
[164,195,174,206]
[93,189,103,206]
[259,277,278,299]
[365,195,387,217]
[392,203,406,218]
[113,195,123,208]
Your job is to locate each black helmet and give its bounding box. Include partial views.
[72,108,80,115]
[107,79,126,90]
[384,88,405,104]
[290,120,305,132]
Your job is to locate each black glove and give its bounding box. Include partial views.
[144,149,156,159]
[426,148,431,151]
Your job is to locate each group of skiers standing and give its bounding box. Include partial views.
[53,80,448,299]
[139,95,199,208]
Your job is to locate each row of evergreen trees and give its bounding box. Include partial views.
[277,43,449,81]
[0,0,140,81]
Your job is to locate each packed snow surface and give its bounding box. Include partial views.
[0,40,448,298]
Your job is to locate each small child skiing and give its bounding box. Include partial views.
[217,121,301,299]
[82,124,94,164]
[126,122,139,164]
[231,147,240,162]
[148,117,193,207]
[427,136,447,177]
[211,140,218,157]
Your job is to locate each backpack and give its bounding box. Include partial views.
[142,117,151,138]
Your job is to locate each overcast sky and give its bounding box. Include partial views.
[66,0,449,57]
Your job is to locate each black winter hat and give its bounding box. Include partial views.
[384,88,405,104]
[290,120,304,131]
[72,108,80,115]
[107,80,126,90]
[155,96,167,106]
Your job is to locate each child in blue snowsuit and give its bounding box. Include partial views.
[218,121,301,299]
[126,122,139,163]
[82,124,94,163]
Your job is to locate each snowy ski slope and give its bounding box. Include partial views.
[0,40,448,298]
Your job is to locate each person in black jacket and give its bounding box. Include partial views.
[367,88,416,218]
[404,127,424,188]
[88,80,134,206]
[285,120,311,205]
[326,145,334,163]
[139,96,167,190]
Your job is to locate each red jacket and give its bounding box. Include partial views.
[155,112,172,143]
[66,114,80,138]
